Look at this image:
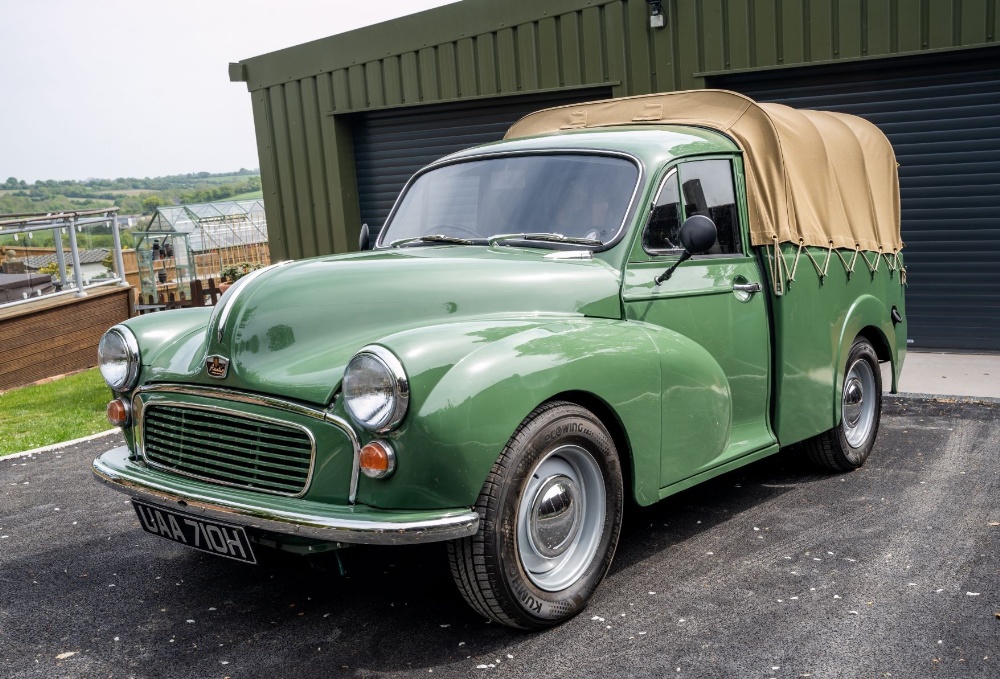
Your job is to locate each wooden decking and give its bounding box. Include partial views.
[0,286,131,391]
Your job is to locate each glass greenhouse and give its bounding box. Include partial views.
[132,199,270,301]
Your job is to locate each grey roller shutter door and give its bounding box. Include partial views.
[712,47,1000,351]
[352,88,613,240]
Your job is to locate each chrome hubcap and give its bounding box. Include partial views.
[517,444,605,592]
[528,475,583,558]
[842,359,876,448]
[843,378,864,427]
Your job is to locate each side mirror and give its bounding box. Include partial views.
[678,215,718,254]
[358,223,371,251]
[653,215,718,286]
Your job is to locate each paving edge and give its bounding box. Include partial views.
[887,392,1000,406]
[4,428,120,460]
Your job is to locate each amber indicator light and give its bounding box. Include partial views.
[106,399,130,427]
[359,440,395,479]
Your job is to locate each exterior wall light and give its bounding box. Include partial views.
[646,0,665,28]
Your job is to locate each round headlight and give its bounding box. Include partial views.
[342,346,409,432]
[98,326,140,391]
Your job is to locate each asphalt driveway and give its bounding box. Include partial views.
[1,397,997,678]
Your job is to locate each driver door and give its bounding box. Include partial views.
[622,157,775,489]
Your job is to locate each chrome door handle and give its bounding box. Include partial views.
[732,282,762,293]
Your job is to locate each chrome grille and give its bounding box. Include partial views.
[142,405,314,496]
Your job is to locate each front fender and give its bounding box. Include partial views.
[349,319,658,508]
[357,318,729,509]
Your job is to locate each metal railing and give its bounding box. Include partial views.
[0,208,128,308]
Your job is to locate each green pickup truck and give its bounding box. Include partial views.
[93,90,906,629]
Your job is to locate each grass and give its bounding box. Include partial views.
[230,190,263,200]
[0,368,112,456]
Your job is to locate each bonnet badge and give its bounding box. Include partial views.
[206,355,229,379]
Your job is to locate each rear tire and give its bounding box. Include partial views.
[447,401,623,629]
[804,337,882,472]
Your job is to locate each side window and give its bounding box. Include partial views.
[642,169,682,251]
[677,159,741,255]
[642,159,742,255]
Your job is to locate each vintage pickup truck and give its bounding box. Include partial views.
[93,90,906,629]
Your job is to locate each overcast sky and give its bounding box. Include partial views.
[0,0,457,183]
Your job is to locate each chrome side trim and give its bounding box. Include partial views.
[331,412,362,504]
[134,384,327,419]
[93,451,479,546]
[132,385,362,504]
[543,250,595,260]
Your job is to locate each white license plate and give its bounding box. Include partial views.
[132,500,256,564]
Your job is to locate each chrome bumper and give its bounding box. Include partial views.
[93,446,479,546]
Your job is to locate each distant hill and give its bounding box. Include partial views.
[0,169,261,217]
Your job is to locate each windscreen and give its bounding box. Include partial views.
[379,154,639,246]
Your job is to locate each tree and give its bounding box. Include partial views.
[142,195,165,215]
[4,177,18,190]
[115,195,144,214]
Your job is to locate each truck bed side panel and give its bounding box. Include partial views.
[762,245,907,447]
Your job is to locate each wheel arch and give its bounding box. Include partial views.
[547,390,635,508]
[834,294,896,426]
[858,324,892,362]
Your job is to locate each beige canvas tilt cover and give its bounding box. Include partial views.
[505,90,902,254]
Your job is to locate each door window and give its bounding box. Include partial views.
[642,169,681,251]
[642,159,742,255]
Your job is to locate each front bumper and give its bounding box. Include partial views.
[93,445,479,545]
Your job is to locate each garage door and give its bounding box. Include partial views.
[712,46,1000,351]
[352,88,613,241]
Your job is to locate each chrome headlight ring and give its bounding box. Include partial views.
[97,325,141,392]
[342,345,409,433]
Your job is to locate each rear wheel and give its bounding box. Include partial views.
[447,401,623,629]
[804,337,882,472]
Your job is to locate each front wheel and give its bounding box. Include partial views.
[447,402,624,629]
[804,337,883,472]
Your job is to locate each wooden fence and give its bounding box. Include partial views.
[121,245,270,302]
[133,278,226,313]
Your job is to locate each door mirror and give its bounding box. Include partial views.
[678,215,718,254]
[653,215,719,286]
[359,223,371,251]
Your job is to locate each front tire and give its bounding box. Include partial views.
[805,337,883,472]
[447,401,624,629]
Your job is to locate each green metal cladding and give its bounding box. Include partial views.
[233,0,999,261]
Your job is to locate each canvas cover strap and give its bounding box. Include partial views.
[765,241,906,297]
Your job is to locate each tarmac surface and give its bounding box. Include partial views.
[1,397,998,678]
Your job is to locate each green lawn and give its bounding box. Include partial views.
[0,368,112,456]
[230,190,263,200]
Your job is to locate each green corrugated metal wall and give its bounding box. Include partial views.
[234,0,999,260]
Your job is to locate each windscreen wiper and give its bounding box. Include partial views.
[389,234,483,247]
[488,232,602,246]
